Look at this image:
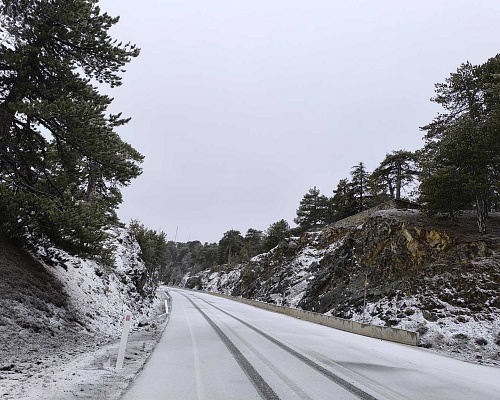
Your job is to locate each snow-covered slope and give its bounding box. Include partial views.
[184,210,500,366]
[0,227,162,399]
[38,227,156,337]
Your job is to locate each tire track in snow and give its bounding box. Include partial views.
[192,294,378,400]
[206,312,315,400]
[181,293,280,400]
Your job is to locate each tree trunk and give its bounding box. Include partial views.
[388,181,394,199]
[396,163,402,200]
[0,78,26,176]
[85,161,98,201]
[0,106,16,174]
[476,195,488,234]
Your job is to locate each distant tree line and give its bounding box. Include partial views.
[294,151,418,230]
[128,218,293,285]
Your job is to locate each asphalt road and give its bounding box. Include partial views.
[121,289,500,400]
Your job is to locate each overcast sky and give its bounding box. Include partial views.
[99,0,500,244]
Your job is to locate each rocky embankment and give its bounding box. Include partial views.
[185,210,500,365]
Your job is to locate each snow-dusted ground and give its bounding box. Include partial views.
[201,232,342,309]
[345,292,500,366]
[0,228,170,399]
[8,308,169,400]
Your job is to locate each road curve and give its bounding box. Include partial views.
[121,289,500,400]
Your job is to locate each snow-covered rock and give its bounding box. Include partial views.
[182,210,500,366]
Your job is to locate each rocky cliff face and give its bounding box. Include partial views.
[185,210,500,365]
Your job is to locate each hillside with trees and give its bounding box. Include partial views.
[132,50,500,289]
[176,55,500,365]
[1,0,500,379]
[185,209,500,365]
[2,0,499,295]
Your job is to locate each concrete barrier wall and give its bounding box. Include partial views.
[206,292,419,346]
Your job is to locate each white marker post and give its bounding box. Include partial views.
[164,292,170,315]
[116,311,132,370]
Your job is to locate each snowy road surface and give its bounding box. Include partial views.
[122,289,500,400]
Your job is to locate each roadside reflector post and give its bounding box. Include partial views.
[165,300,169,315]
[116,311,132,370]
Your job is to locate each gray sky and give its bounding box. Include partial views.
[99,0,500,244]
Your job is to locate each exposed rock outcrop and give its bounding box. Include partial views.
[185,210,500,365]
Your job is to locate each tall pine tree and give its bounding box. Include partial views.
[371,150,418,200]
[263,219,290,252]
[294,187,329,228]
[330,178,357,221]
[218,230,244,264]
[0,1,142,255]
[420,56,500,232]
[350,162,370,212]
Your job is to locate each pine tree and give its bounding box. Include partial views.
[294,187,329,228]
[420,56,500,232]
[330,178,357,221]
[130,221,170,289]
[218,230,245,264]
[263,219,290,252]
[239,228,264,260]
[371,150,418,200]
[350,162,370,212]
[418,166,472,219]
[0,1,142,254]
